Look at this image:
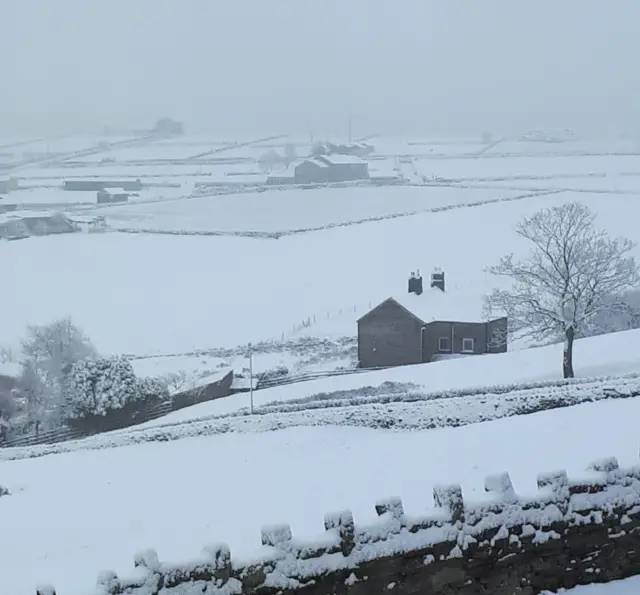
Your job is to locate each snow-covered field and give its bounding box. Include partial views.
[416,154,640,181]
[3,184,190,207]
[2,188,637,358]
[15,162,263,184]
[2,396,640,595]
[479,174,640,194]
[127,327,640,425]
[4,135,640,595]
[552,578,640,594]
[102,185,522,234]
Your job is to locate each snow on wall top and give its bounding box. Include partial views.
[52,450,640,595]
[0,209,60,223]
[266,166,295,178]
[315,154,367,165]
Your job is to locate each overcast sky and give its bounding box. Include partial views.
[2,0,639,138]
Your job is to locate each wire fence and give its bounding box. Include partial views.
[1,365,391,449]
[256,366,389,390]
[284,302,373,338]
[0,400,173,449]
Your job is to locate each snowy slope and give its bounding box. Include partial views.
[102,185,519,234]
[2,396,640,595]
[1,190,639,358]
[548,578,640,594]
[5,138,640,595]
[416,154,640,181]
[128,328,640,425]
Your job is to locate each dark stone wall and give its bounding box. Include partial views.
[422,320,489,361]
[358,300,423,368]
[170,370,234,411]
[42,452,640,595]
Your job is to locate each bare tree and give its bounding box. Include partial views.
[20,317,98,428]
[486,325,508,352]
[283,143,297,165]
[484,202,640,378]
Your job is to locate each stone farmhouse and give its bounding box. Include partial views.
[357,271,507,369]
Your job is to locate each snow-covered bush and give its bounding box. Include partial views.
[66,357,169,432]
[137,376,169,402]
[0,484,9,497]
[161,370,191,394]
[257,365,289,383]
[67,356,138,419]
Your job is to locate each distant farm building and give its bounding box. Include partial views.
[357,270,508,369]
[0,211,78,240]
[64,179,142,192]
[97,188,129,204]
[265,168,296,186]
[312,141,374,158]
[0,178,19,194]
[153,117,184,136]
[266,155,369,186]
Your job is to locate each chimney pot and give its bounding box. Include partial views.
[408,272,424,295]
[431,270,445,292]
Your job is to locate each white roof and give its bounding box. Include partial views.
[230,375,258,390]
[100,187,127,194]
[379,287,489,324]
[194,367,233,387]
[303,158,330,168]
[0,210,60,224]
[316,154,366,165]
[267,165,296,178]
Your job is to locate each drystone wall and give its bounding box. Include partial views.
[40,454,640,595]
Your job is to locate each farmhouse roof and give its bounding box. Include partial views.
[315,154,366,166]
[358,288,489,325]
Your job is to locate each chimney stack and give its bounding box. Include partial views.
[431,269,445,292]
[408,271,423,295]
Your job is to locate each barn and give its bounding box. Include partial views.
[293,155,369,184]
[0,211,79,240]
[64,179,142,192]
[97,189,130,204]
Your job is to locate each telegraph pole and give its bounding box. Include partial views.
[348,86,353,143]
[248,342,254,414]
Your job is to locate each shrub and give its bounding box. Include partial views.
[66,356,139,419]
[137,376,169,402]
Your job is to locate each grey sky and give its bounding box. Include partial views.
[2,0,639,138]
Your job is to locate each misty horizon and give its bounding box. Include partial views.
[2,0,640,139]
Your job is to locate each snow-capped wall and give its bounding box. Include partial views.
[40,452,640,595]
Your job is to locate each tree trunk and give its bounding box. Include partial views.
[563,325,575,379]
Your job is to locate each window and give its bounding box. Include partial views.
[438,337,450,352]
[462,338,475,353]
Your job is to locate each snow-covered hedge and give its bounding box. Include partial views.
[66,357,168,420]
[3,372,640,461]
